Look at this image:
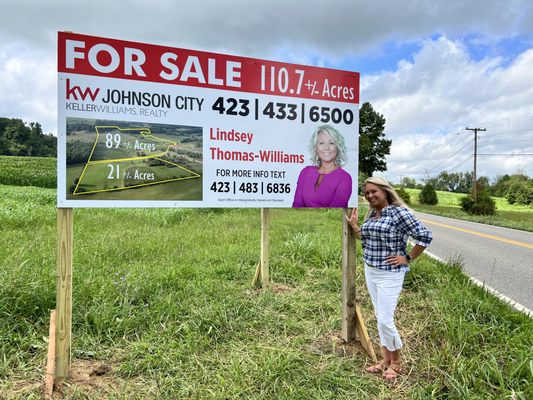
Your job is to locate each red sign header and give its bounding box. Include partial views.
[58,32,359,104]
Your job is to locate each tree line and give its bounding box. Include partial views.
[400,171,533,206]
[0,118,56,157]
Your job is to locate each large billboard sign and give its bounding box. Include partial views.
[57,32,359,208]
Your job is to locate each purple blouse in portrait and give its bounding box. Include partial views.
[292,166,352,208]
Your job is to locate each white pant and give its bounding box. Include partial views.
[364,265,406,351]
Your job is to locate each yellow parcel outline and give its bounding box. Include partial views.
[73,126,201,196]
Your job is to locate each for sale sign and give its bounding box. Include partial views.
[57,32,359,208]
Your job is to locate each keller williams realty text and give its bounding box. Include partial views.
[65,102,167,117]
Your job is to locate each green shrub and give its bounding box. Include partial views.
[460,190,496,215]
[396,187,411,204]
[418,183,438,205]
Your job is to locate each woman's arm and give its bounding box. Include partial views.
[386,207,433,267]
[395,208,433,247]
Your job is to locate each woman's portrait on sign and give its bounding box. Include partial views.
[292,124,352,208]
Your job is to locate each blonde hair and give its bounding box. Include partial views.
[363,176,407,219]
[308,125,348,167]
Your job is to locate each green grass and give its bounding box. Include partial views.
[403,188,533,232]
[1,184,531,399]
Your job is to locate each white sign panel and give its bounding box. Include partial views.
[57,32,359,208]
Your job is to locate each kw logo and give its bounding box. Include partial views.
[66,79,100,101]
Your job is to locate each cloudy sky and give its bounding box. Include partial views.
[1,0,532,182]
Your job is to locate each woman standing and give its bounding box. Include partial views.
[347,176,432,381]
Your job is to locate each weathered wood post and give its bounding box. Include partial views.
[341,208,356,341]
[56,208,73,377]
[261,208,270,286]
[341,208,377,362]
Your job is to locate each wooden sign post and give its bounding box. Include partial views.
[261,208,270,287]
[341,208,357,341]
[341,209,376,361]
[55,208,73,378]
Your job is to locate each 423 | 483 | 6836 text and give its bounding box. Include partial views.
[210,181,291,194]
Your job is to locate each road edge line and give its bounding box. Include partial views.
[424,249,533,319]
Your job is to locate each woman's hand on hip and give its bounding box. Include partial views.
[386,255,409,267]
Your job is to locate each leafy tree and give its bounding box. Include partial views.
[400,176,417,188]
[0,134,9,154]
[359,102,391,176]
[418,183,438,205]
[426,171,490,194]
[0,117,56,156]
[430,171,460,192]
[66,140,92,165]
[506,177,533,205]
[491,174,511,197]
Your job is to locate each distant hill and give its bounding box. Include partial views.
[0,117,56,157]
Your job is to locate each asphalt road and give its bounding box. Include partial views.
[414,211,533,312]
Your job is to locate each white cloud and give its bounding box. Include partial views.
[1,0,532,56]
[0,45,56,132]
[363,37,533,181]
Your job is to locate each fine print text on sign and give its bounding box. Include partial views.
[57,32,360,208]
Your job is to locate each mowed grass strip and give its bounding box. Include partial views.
[0,185,531,399]
[404,188,533,232]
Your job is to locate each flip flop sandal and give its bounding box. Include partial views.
[365,361,387,374]
[382,366,401,381]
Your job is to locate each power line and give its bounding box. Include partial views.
[483,129,533,138]
[478,153,533,156]
[445,154,473,173]
[424,136,473,174]
[461,112,533,127]
[478,136,533,146]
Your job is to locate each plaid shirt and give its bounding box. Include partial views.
[361,205,432,272]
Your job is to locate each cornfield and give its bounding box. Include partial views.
[0,156,56,188]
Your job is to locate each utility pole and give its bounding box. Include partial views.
[466,127,486,202]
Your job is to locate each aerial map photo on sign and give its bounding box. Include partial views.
[65,118,202,200]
